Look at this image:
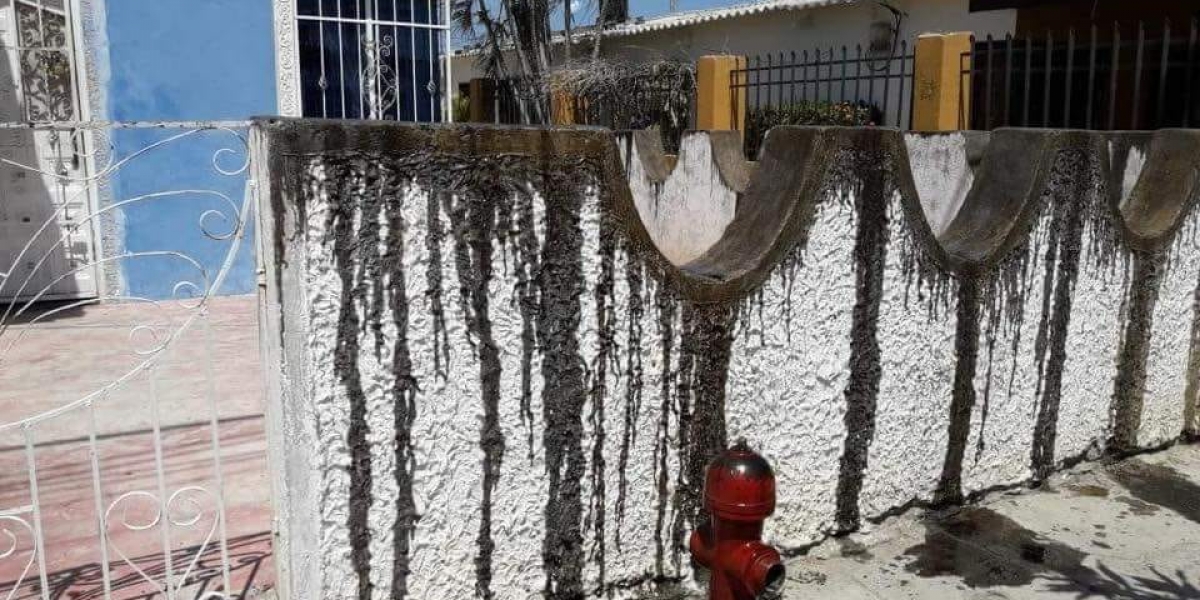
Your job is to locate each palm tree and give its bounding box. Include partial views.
[452,0,629,123]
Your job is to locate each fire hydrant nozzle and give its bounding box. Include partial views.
[690,440,785,600]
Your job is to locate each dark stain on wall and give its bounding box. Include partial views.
[835,158,891,533]
[679,303,736,532]
[1030,153,1093,481]
[589,215,618,588]
[615,251,646,549]
[538,172,589,598]
[515,189,542,458]
[327,165,375,600]
[386,182,420,599]
[937,276,981,505]
[447,183,506,600]
[1110,252,1166,452]
[671,301,694,574]
[425,191,452,379]
[652,288,678,579]
[258,121,1200,599]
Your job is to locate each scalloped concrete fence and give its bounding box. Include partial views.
[252,119,1200,600]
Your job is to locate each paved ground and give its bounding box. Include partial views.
[641,443,1200,600]
[786,442,1200,599]
[6,295,1199,600]
[0,295,274,599]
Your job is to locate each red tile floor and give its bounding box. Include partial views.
[0,295,274,599]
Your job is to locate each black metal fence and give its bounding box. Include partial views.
[731,44,916,129]
[964,19,1199,130]
[731,44,914,156]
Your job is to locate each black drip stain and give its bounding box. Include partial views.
[425,191,451,378]
[652,289,678,579]
[1031,152,1092,481]
[587,214,618,588]
[937,277,981,506]
[538,172,588,598]
[514,189,541,459]
[678,304,736,533]
[1109,459,1200,524]
[1111,253,1166,452]
[385,180,420,599]
[670,303,695,576]
[614,251,646,550]
[327,164,375,600]
[310,149,596,599]
[903,507,1087,588]
[447,186,506,600]
[835,160,890,533]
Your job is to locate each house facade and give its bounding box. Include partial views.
[0,0,452,304]
[451,0,1019,90]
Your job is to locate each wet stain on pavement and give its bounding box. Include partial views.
[1115,495,1161,517]
[1065,483,1110,498]
[902,507,1089,588]
[1109,459,1200,524]
[839,538,874,562]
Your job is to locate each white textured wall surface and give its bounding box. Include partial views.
[905,133,975,236]
[727,200,856,546]
[623,133,739,265]
[860,199,957,516]
[1052,230,1125,461]
[258,125,1200,600]
[1141,210,1200,447]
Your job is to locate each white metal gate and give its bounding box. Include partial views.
[0,120,260,600]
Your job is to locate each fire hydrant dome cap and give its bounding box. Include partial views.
[704,440,776,520]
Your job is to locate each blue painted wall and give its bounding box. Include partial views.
[104,0,275,298]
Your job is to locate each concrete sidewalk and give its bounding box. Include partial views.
[786,443,1200,599]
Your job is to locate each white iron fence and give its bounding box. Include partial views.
[0,120,263,600]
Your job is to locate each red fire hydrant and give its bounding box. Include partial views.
[689,439,785,600]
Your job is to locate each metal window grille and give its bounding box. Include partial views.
[963,19,1199,131]
[296,0,452,122]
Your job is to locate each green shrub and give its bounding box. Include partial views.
[744,101,876,158]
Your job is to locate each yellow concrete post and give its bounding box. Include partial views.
[912,33,974,131]
[696,55,746,132]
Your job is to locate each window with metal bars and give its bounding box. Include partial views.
[296,0,448,122]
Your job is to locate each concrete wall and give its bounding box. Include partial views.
[102,0,275,297]
[621,129,746,265]
[254,120,1200,600]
